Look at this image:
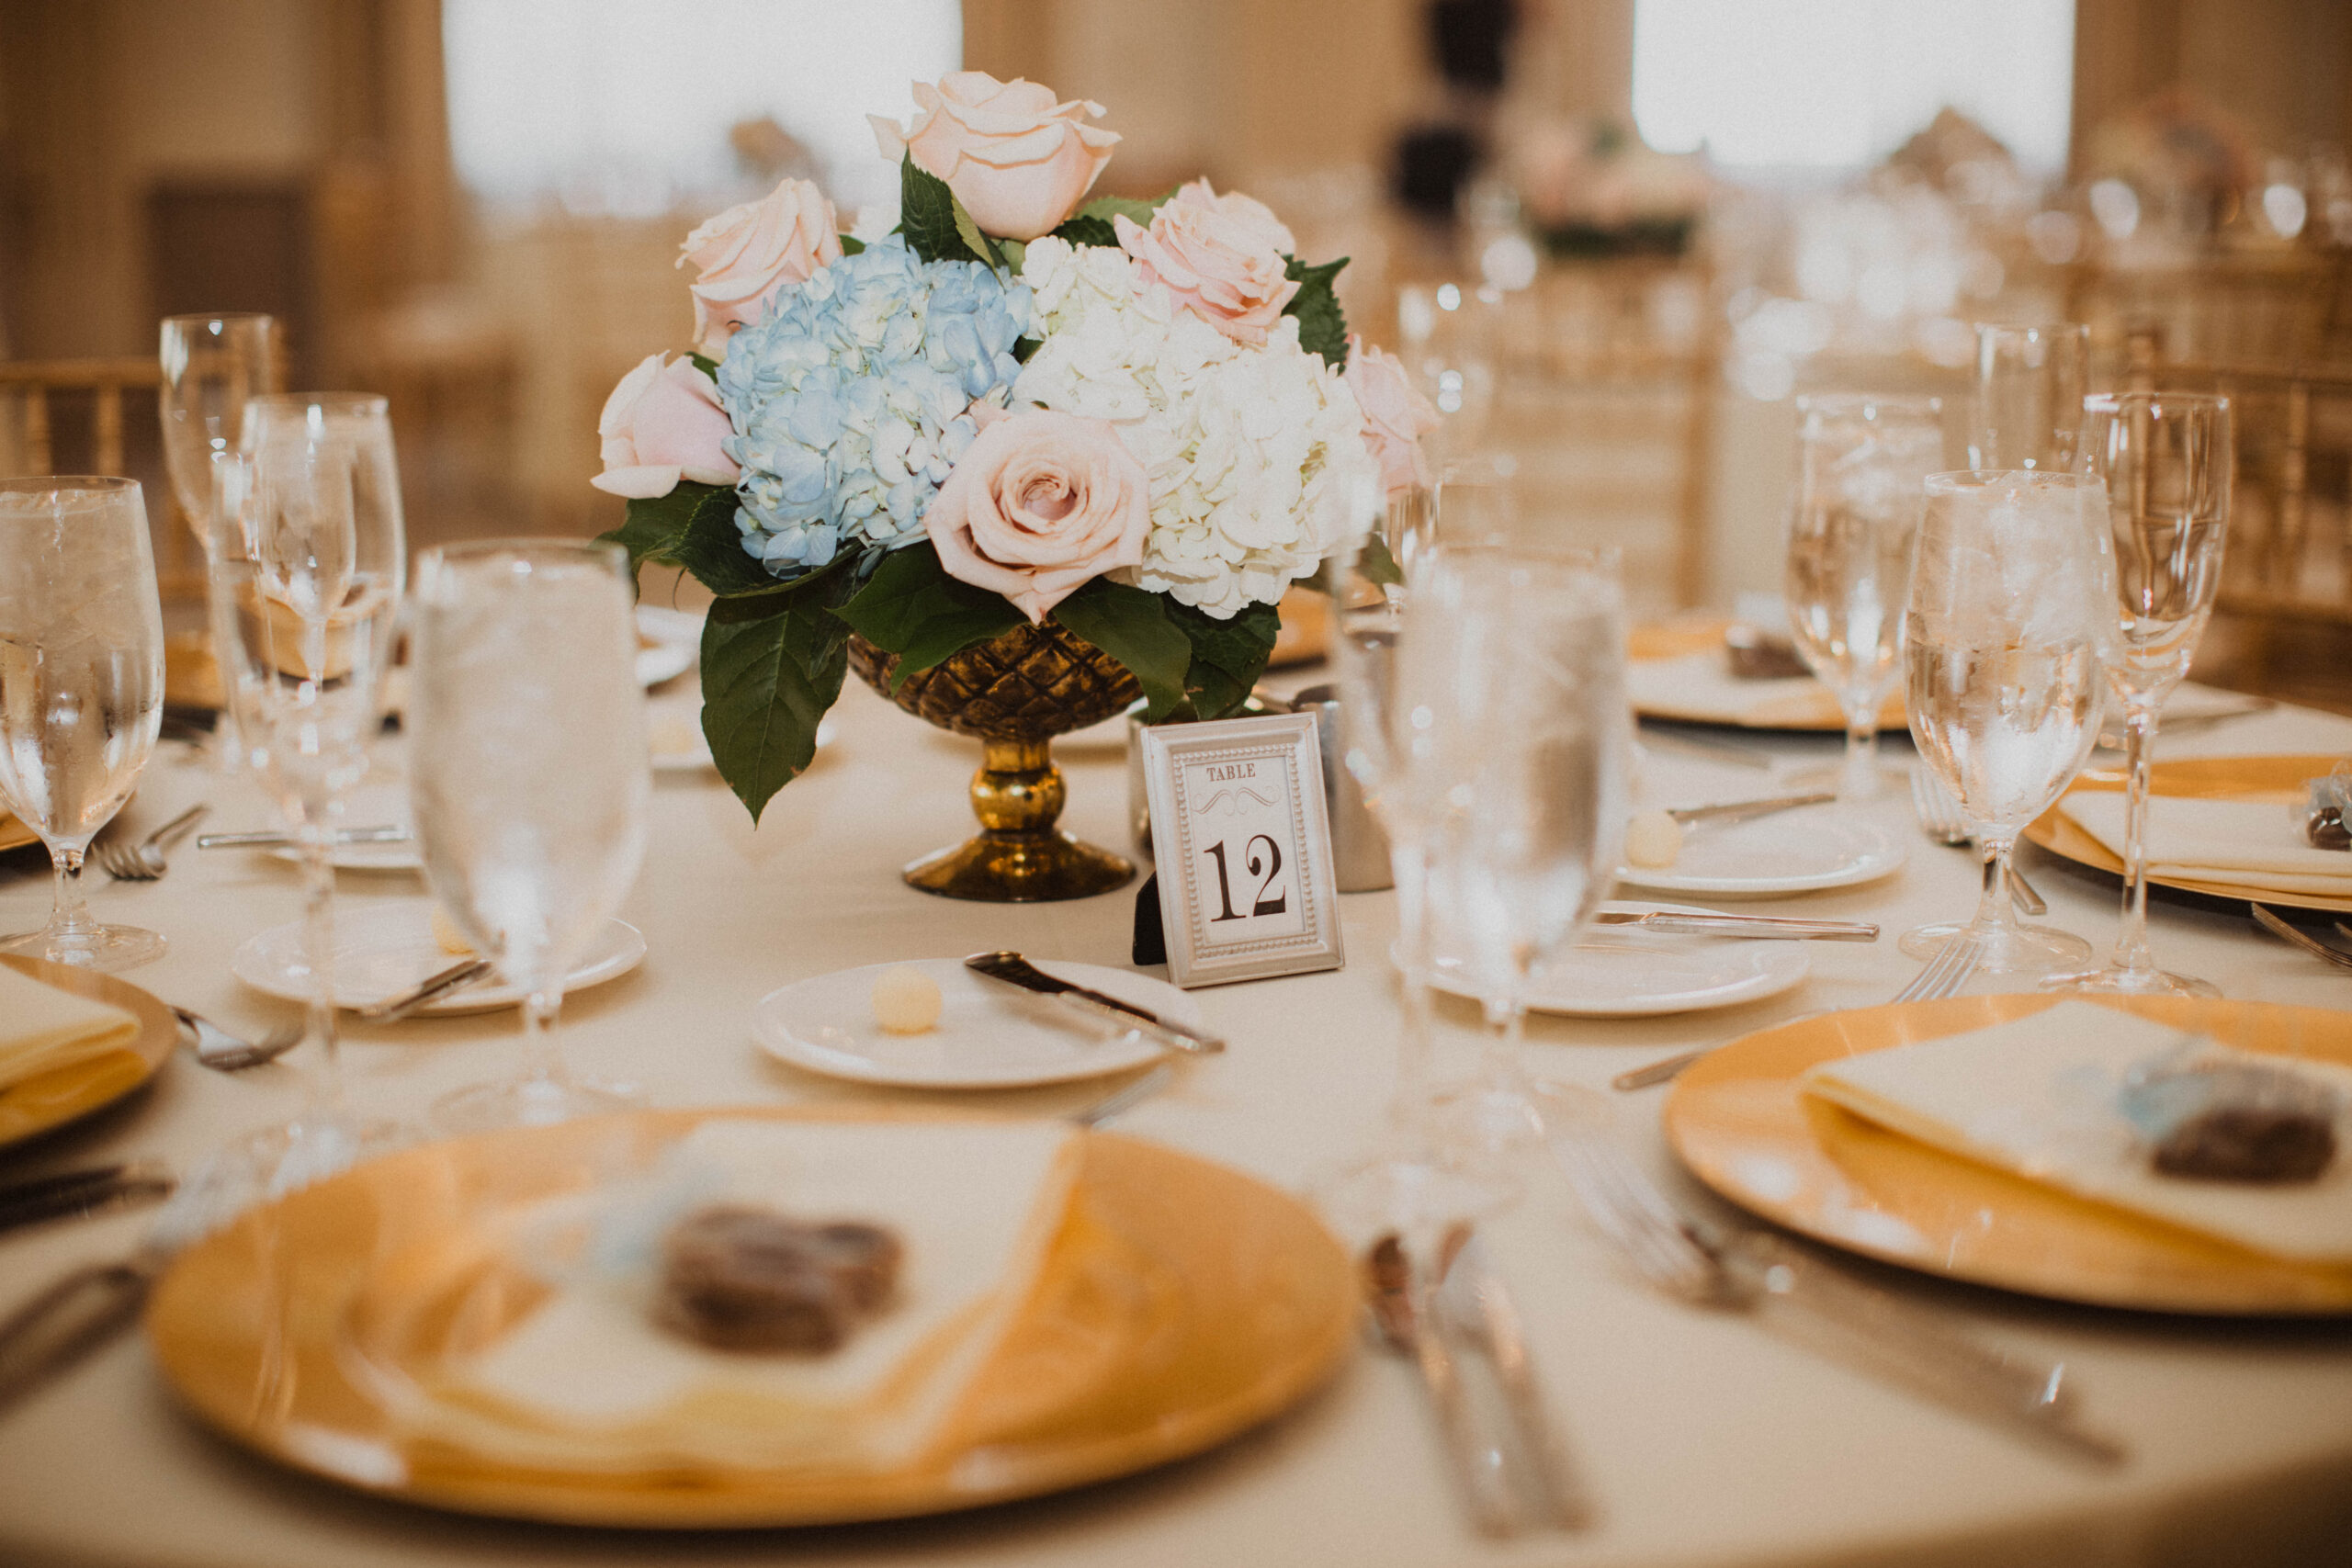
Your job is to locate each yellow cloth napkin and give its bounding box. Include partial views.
[2061,793,2352,898]
[1625,653,1905,728]
[400,1118,1082,1474]
[1802,1002,2352,1262]
[0,965,141,1091]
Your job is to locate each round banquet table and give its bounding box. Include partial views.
[2,678,2351,1568]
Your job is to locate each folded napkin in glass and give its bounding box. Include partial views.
[2062,794,2352,897]
[364,1119,1082,1474]
[1803,1002,2352,1262]
[0,965,140,1090]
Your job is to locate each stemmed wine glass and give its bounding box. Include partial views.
[410,539,650,1132]
[1406,544,1630,1153]
[1969,323,2089,471]
[1783,394,1944,802]
[0,479,167,970]
[159,313,279,545]
[2046,391,2233,997]
[1901,471,2110,976]
[207,395,406,1181]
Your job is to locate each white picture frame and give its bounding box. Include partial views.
[1140,712,1344,988]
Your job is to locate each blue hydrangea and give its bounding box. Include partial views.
[715,236,1030,573]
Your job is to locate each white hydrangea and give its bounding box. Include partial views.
[1013,236,1380,618]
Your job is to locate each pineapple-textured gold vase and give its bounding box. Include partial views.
[849,621,1141,902]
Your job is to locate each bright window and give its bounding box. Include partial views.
[443,0,960,217]
[1631,0,2075,173]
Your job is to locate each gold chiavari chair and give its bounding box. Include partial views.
[0,357,209,605]
[2070,250,2342,372]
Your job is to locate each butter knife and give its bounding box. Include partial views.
[1668,790,1838,825]
[964,951,1226,1054]
[1593,910,1878,941]
[197,825,411,850]
[352,957,494,1022]
[0,1162,175,1236]
[1432,1229,1597,1529]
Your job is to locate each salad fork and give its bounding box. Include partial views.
[93,806,208,882]
[2251,905,2352,972]
[1909,768,2045,916]
[1541,1096,2124,1465]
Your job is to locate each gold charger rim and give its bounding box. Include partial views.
[0,811,35,852]
[1664,993,2352,1315]
[0,953,178,1149]
[2023,753,2352,916]
[144,1104,1359,1529]
[1627,615,1904,734]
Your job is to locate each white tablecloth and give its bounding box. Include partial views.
[2,682,2350,1568]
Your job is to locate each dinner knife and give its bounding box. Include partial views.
[1593,910,1879,942]
[1666,790,1838,825]
[197,825,412,850]
[963,951,1226,1055]
[352,957,494,1022]
[0,1162,175,1237]
[1431,1229,1597,1530]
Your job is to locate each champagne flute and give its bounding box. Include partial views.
[159,313,278,547]
[209,395,405,1181]
[1783,394,1944,802]
[1313,516,1520,1243]
[1407,545,1629,1154]
[1969,323,2089,471]
[1902,471,2110,976]
[0,479,166,970]
[411,540,649,1133]
[2045,391,2232,997]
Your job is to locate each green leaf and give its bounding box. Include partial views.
[998,237,1025,275]
[1360,533,1404,587]
[1051,580,1191,720]
[1282,254,1350,369]
[838,233,865,255]
[951,200,1010,271]
[686,351,721,378]
[834,542,1025,689]
[671,485,794,598]
[597,479,722,579]
[699,584,853,823]
[1050,192,1170,249]
[1012,334,1042,365]
[1168,598,1281,719]
[898,155,973,265]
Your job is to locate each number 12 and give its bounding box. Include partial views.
[1204,834,1287,922]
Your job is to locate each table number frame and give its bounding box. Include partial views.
[1140,713,1344,988]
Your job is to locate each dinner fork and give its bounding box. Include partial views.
[93,805,208,882]
[1908,768,2045,917]
[1612,931,1984,1092]
[1541,1097,2124,1465]
[2251,904,2352,972]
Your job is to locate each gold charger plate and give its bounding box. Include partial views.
[2024,753,2352,916]
[0,954,178,1149]
[147,1106,1358,1528]
[0,812,35,853]
[1665,994,2352,1314]
[1628,615,1905,733]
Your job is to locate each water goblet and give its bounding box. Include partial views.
[0,479,167,970]
[159,313,279,547]
[1901,471,2110,976]
[1405,545,1630,1154]
[208,395,406,1182]
[1969,323,2089,472]
[2045,391,2233,998]
[1783,394,1945,802]
[411,540,650,1133]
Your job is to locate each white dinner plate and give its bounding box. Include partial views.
[1410,901,1812,1017]
[634,605,703,689]
[232,902,646,1016]
[646,701,835,773]
[752,957,1197,1089]
[1615,805,1905,897]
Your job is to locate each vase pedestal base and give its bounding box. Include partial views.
[902,738,1136,902]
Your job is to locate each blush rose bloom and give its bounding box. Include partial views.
[924,408,1148,622]
[869,73,1118,242]
[677,177,842,358]
[1114,178,1301,347]
[1343,335,1441,495]
[590,354,740,499]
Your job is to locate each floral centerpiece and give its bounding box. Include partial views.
[1510,116,1712,260]
[594,73,1433,896]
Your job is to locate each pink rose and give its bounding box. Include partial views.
[869,73,1118,243]
[1343,336,1441,495]
[590,354,739,500]
[925,409,1148,622]
[677,177,842,358]
[1114,178,1300,346]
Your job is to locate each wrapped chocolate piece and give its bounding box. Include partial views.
[2120,1051,2343,1185]
[2306,761,2352,852]
[1724,623,1812,681]
[655,1204,903,1354]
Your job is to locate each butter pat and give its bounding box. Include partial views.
[430,905,477,956]
[1624,809,1684,869]
[871,966,942,1034]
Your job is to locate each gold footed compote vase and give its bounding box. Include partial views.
[849,620,1139,902]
